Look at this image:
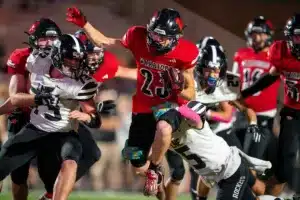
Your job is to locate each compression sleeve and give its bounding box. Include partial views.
[241,73,279,98]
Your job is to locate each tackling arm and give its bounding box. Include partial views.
[78,99,101,128]
[83,22,121,48]
[230,100,257,124]
[206,101,234,123]
[241,66,280,99]
[115,66,137,80]
[179,67,195,100]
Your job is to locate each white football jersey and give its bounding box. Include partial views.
[195,71,241,104]
[26,51,98,132]
[26,51,53,91]
[170,120,241,182]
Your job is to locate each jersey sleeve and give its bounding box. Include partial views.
[232,52,240,74]
[268,41,283,72]
[181,41,199,70]
[6,50,26,75]
[25,53,35,73]
[72,77,99,100]
[92,51,119,82]
[120,26,137,51]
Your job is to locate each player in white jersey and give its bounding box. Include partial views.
[0,34,100,200]
[149,42,270,199]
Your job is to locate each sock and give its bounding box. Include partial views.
[45,192,53,199]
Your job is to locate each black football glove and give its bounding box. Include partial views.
[34,92,54,106]
[97,100,116,115]
[243,124,261,154]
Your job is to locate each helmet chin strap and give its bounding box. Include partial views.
[205,86,216,94]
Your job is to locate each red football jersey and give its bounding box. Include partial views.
[121,26,198,113]
[6,47,31,114]
[6,48,31,75]
[92,50,119,82]
[234,47,280,113]
[270,40,300,110]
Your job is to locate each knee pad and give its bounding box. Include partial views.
[11,163,30,185]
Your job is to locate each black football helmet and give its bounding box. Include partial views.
[196,36,224,52]
[245,16,274,52]
[75,29,104,73]
[284,13,300,59]
[146,8,185,54]
[26,18,62,53]
[50,34,87,79]
[195,45,227,94]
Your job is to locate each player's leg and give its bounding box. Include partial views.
[52,133,82,200]
[146,109,182,196]
[165,150,185,200]
[76,124,101,179]
[37,142,61,200]
[274,107,300,196]
[124,113,157,172]
[0,123,43,182]
[7,110,30,200]
[123,113,158,196]
[216,160,256,200]
[189,167,200,200]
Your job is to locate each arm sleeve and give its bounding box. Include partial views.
[241,73,279,98]
[120,26,137,51]
[6,51,26,75]
[73,78,99,100]
[182,43,199,69]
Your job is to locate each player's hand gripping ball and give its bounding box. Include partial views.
[163,67,185,94]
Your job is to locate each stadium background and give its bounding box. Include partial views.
[0,0,297,199]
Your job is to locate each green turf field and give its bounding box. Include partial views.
[0,191,193,200]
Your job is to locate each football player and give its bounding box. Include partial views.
[0,34,100,200]
[6,17,61,200]
[151,88,271,200]
[232,16,279,184]
[241,14,300,200]
[190,37,241,200]
[66,7,198,196]
[74,29,137,81]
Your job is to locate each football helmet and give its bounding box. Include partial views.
[74,29,104,73]
[245,16,274,52]
[284,13,300,59]
[195,45,227,94]
[146,8,185,54]
[50,34,87,79]
[26,18,62,53]
[197,36,224,52]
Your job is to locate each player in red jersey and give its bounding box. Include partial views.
[241,14,300,199]
[66,7,198,196]
[74,29,137,82]
[232,16,280,182]
[6,18,61,200]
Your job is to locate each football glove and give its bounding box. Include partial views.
[163,68,184,94]
[66,7,87,28]
[97,100,116,115]
[243,124,261,153]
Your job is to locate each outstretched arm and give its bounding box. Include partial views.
[241,66,280,99]
[66,7,122,48]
